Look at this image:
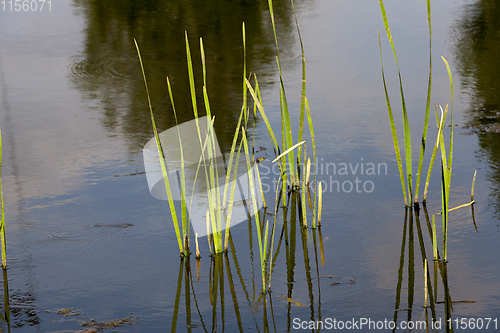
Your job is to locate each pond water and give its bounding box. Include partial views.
[0,0,499,331]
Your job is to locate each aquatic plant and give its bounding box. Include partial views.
[135,40,187,256]
[136,22,268,256]
[0,127,6,268]
[378,0,434,207]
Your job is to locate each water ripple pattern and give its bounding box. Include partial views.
[68,55,130,83]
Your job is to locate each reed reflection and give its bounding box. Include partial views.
[392,205,479,333]
[0,268,10,333]
[170,196,327,332]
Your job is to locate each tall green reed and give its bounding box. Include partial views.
[379,0,433,207]
[135,40,187,256]
[0,127,6,268]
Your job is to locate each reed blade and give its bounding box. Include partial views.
[272,141,305,163]
[415,0,433,204]
[301,143,308,227]
[471,170,477,201]
[245,77,281,160]
[379,0,412,204]
[166,77,189,248]
[442,56,454,198]
[242,22,248,126]
[268,0,296,185]
[423,104,447,202]
[0,127,6,267]
[185,32,199,118]
[378,31,408,206]
[290,0,307,168]
[134,40,184,255]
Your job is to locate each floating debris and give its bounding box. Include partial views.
[114,171,146,177]
[80,316,138,332]
[55,308,82,316]
[278,295,307,307]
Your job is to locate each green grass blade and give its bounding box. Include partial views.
[440,163,448,262]
[442,56,453,196]
[268,0,295,185]
[272,141,305,163]
[301,143,307,227]
[204,101,223,251]
[436,105,449,184]
[277,62,295,185]
[436,104,449,261]
[471,170,477,201]
[223,24,249,217]
[378,31,408,206]
[0,127,6,267]
[167,77,189,247]
[185,31,199,118]
[414,0,433,204]
[242,22,248,126]
[290,0,306,169]
[200,38,207,89]
[423,104,447,202]
[305,98,318,228]
[380,0,412,203]
[245,78,281,160]
[134,40,183,255]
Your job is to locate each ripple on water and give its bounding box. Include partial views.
[68,55,131,83]
[40,222,134,254]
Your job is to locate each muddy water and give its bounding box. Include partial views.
[0,0,499,331]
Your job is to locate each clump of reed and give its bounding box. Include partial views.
[135,1,321,301]
[379,0,437,207]
[380,0,479,264]
[135,23,269,257]
[0,127,7,268]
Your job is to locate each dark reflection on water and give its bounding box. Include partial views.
[453,0,500,217]
[70,0,301,153]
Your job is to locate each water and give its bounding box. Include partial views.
[0,0,499,331]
